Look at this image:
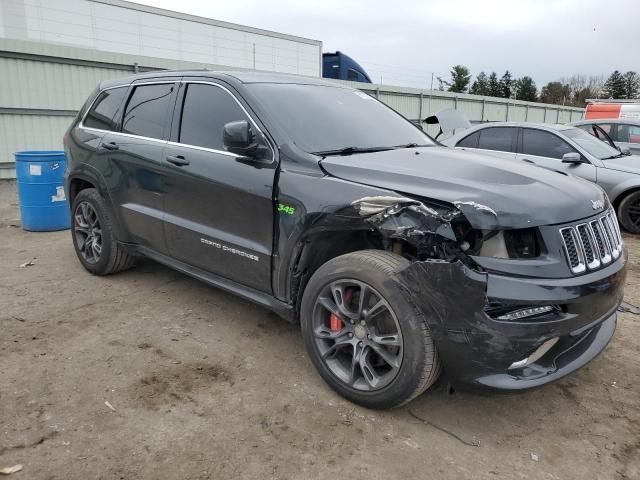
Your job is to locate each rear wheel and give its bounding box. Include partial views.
[71,188,135,275]
[301,250,441,409]
[617,191,640,234]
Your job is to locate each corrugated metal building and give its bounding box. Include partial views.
[0,0,323,178]
[0,0,584,178]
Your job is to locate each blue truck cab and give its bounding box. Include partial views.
[322,51,372,83]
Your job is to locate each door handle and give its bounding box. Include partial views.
[166,154,190,166]
[102,141,119,151]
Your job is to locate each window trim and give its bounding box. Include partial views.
[79,80,274,161]
[518,127,582,161]
[171,80,274,160]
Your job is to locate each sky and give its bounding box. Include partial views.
[138,0,639,89]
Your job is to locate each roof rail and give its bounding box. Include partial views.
[586,98,640,104]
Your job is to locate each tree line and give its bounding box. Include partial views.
[437,66,640,106]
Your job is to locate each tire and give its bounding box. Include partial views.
[300,250,441,409]
[617,191,640,234]
[71,188,135,275]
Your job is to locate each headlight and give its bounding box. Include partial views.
[479,228,542,259]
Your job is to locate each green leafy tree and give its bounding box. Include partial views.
[437,65,472,93]
[539,81,570,105]
[487,72,501,97]
[500,71,514,98]
[469,71,489,95]
[623,71,640,99]
[601,70,627,99]
[515,76,538,101]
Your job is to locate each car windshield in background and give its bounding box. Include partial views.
[246,83,434,155]
[563,128,622,160]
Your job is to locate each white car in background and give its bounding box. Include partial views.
[441,122,640,233]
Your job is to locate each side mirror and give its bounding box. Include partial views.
[223,120,258,157]
[562,152,583,164]
[619,145,631,155]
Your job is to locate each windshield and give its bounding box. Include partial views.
[563,128,622,160]
[246,83,434,154]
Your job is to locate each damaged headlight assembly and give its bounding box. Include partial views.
[477,228,543,259]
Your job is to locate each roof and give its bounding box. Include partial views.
[570,119,640,126]
[99,70,344,90]
[466,122,573,131]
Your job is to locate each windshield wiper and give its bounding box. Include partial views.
[393,143,430,149]
[312,146,396,157]
[602,152,628,160]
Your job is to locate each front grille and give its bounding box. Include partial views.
[560,210,622,274]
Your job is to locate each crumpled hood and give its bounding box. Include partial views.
[320,146,608,229]
[602,155,640,175]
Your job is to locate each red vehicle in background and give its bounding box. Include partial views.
[585,99,640,120]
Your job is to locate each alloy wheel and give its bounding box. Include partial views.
[74,201,103,264]
[312,279,403,391]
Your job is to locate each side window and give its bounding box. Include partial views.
[476,127,515,152]
[122,83,174,139]
[456,131,480,148]
[83,87,127,131]
[521,129,575,159]
[179,84,253,152]
[615,124,640,143]
[347,69,359,81]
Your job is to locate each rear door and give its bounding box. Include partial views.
[516,127,597,183]
[100,81,178,254]
[162,80,276,292]
[455,126,517,160]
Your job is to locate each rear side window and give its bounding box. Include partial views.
[83,87,127,131]
[521,129,575,159]
[457,131,480,148]
[122,83,174,140]
[477,127,515,152]
[179,84,251,151]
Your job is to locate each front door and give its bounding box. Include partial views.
[162,81,276,293]
[516,127,597,183]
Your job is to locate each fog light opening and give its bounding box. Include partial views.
[496,306,556,321]
[508,337,559,370]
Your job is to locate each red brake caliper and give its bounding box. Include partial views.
[330,288,352,332]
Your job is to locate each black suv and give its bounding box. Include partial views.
[64,71,627,409]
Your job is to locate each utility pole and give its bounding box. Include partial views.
[252,43,256,70]
[430,73,434,91]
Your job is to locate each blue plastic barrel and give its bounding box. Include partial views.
[15,150,71,231]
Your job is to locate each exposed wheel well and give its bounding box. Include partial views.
[290,229,414,319]
[69,178,95,205]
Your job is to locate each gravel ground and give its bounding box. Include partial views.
[1,180,639,480]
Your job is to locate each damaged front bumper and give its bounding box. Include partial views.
[399,249,627,392]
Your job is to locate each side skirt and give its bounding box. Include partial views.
[132,244,296,323]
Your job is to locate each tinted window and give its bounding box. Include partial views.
[457,131,480,148]
[477,127,514,152]
[84,87,127,131]
[564,128,622,160]
[179,84,251,151]
[245,83,434,153]
[522,129,575,159]
[122,83,174,139]
[615,124,640,144]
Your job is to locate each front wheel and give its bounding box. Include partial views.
[617,191,640,234]
[300,250,441,409]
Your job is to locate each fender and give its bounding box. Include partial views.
[66,163,130,243]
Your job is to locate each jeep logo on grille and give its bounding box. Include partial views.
[591,199,604,210]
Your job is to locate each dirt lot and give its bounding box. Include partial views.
[0,180,639,480]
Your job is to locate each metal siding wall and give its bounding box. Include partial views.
[1,0,321,77]
[0,114,72,178]
[0,58,126,110]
